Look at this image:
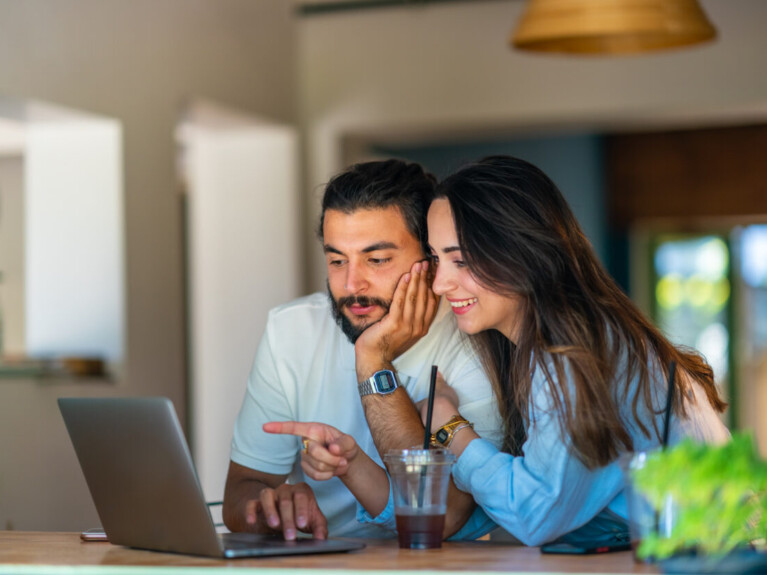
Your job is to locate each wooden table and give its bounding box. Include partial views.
[0,532,659,574]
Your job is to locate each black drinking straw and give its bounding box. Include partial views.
[417,365,438,509]
[423,365,438,449]
[661,361,676,449]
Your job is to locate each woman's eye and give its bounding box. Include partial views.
[454,259,466,268]
[430,254,440,265]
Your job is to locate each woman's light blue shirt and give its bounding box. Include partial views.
[358,359,729,545]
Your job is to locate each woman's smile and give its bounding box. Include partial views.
[447,297,478,314]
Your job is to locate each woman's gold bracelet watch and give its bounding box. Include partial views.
[431,415,474,447]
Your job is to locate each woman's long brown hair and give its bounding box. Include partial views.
[436,156,726,468]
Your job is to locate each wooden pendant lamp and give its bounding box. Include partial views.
[512,0,717,55]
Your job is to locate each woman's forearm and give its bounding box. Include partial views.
[448,426,479,458]
[339,451,391,517]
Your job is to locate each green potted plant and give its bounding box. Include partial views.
[631,433,767,573]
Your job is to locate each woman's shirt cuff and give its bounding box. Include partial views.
[447,504,498,541]
[356,479,397,531]
[452,437,501,493]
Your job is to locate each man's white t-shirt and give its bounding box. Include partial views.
[231,292,502,538]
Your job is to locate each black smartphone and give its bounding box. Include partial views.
[541,533,631,555]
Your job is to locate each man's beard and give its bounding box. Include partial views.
[327,281,391,344]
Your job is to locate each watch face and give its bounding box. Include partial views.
[373,371,397,393]
[435,428,450,444]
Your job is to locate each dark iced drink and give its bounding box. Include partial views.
[395,511,446,549]
[384,448,455,550]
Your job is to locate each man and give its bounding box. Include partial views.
[223,159,501,539]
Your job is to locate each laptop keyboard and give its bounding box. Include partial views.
[220,532,301,549]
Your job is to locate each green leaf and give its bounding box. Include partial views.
[630,432,767,560]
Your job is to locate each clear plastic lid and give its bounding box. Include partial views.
[384,447,456,467]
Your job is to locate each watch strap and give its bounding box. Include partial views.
[432,415,474,447]
[358,369,399,397]
[357,378,376,397]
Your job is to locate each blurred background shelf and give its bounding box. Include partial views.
[0,355,108,380]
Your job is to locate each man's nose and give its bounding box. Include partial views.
[345,261,368,293]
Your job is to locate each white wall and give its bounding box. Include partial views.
[298,0,767,291]
[25,116,124,362]
[182,104,301,502]
[0,155,25,354]
[0,0,296,531]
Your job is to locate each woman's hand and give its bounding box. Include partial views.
[417,371,461,432]
[265,420,392,517]
[263,421,359,481]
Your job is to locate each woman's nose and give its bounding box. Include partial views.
[431,263,452,296]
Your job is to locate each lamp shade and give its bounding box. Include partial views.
[512,0,717,55]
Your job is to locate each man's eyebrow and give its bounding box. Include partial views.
[323,241,398,255]
[361,241,398,253]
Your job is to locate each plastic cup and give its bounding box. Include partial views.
[384,448,455,549]
[621,451,678,562]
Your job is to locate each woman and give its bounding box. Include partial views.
[420,155,728,544]
[267,155,729,545]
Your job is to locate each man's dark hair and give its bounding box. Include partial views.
[318,159,436,254]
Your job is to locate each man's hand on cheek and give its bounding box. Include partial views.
[354,259,439,374]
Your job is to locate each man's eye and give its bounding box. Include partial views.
[328,259,346,267]
[369,257,392,265]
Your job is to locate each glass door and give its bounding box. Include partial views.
[651,234,733,423]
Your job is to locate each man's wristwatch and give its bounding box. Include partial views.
[358,369,399,397]
[432,415,474,447]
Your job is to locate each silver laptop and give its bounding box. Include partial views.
[58,397,365,558]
